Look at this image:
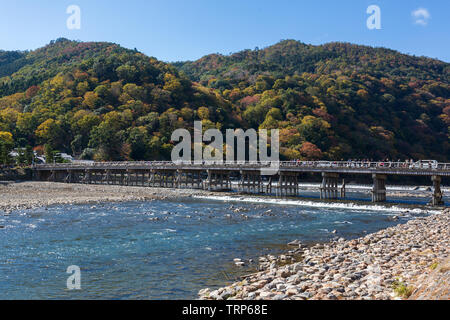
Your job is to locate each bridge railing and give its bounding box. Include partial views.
[34,161,450,171]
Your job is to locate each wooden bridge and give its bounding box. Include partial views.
[33,161,450,206]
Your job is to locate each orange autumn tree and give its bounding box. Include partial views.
[300,142,323,160]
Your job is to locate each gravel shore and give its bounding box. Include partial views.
[199,208,449,300]
[0,181,445,213]
[0,181,217,213]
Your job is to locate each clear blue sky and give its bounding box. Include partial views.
[1,0,449,62]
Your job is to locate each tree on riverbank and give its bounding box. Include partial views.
[0,131,13,165]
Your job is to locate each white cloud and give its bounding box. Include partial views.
[412,8,431,26]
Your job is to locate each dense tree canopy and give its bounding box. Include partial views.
[0,39,448,163]
[177,40,450,161]
[0,39,236,162]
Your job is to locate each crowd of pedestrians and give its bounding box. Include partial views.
[290,159,439,169]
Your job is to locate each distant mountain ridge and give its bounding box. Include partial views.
[0,38,235,162]
[175,40,448,83]
[0,39,448,163]
[176,40,450,161]
[0,38,133,96]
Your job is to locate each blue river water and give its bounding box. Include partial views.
[0,196,438,300]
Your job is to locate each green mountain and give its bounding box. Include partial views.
[176,40,450,161]
[0,38,235,163]
[0,39,448,164]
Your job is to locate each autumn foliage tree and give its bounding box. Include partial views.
[0,131,14,164]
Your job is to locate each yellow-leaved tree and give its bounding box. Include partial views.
[0,131,14,165]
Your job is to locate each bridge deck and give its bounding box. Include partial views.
[34,161,450,177]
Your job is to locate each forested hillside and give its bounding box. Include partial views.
[0,38,236,163]
[176,40,449,161]
[0,39,448,164]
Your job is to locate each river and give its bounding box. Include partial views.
[0,194,441,299]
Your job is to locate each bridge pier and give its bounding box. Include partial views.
[149,170,156,187]
[141,171,146,186]
[156,170,177,188]
[127,170,145,187]
[431,176,444,206]
[320,172,339,200]
[102,170,110,185]
[206,170,231,191]
[32,169,38,181]
[340,179,346,198]
[177,170,203,189]
[130,171,137,186]
[137,170,145,187]
[64,170,73,183]
[239,171,263,193]
[72,170,82,183]
[130,170,138,186]
[124,170,130,185]
[149,170,161,187]
[90,171,96,184]
[372,174,387,203]
[118,171,126,185]
[94,171,102,184]
[48,170,55,182]
[139,171,145,186]
[49,170,69,183]
[266,176,273,194]
[278,172,299,197]
[82,170,90,184]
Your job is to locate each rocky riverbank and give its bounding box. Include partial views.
[199,208,449,300]
[408,257,450,300]
[0,181,219,213]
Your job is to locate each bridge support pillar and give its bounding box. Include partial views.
[340,179,346,199]
[278,172,299,197]
[149,170,158,187]
[132,171,138,186]
[33,169,40,181]
[64,170,73,183]
[266,176,273,194]
[372,174,387,203]
[155,170,176,188]
[48,170,55,182]
[50,170,67,182]
[195,171,204,189]
[239,171,263,194]
[102,170,111,185]
[73,170,82,183]
[177,170,203,189]
[124,170,129,186]
[431,176,444,206]
[320,172,339,200]
[141,171,146,186]
[83,170,91,184]
[206,170,231,191]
